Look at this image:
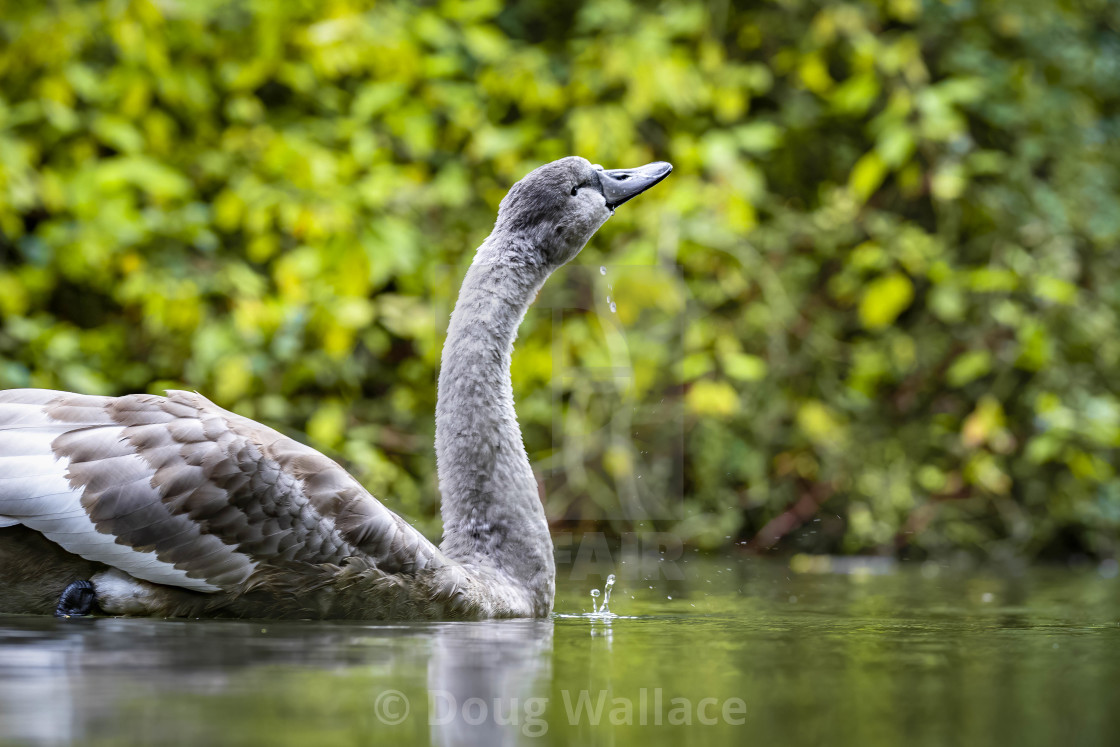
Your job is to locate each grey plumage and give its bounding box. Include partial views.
[0,156,670,619]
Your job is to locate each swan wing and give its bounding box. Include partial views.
[0,389,445,593]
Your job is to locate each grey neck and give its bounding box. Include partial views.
[435,237,556,613]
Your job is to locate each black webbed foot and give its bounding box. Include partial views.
[55,579,96,618]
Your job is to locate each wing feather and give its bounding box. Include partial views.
[0,388,446,596]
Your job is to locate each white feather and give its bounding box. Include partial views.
[0,399,71,428]
[0,440,222,592]
[0,454,71,480]
[0,428,74,456]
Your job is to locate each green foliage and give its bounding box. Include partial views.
[1,0,1118,559]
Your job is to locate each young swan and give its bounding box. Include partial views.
[0,156,672,619]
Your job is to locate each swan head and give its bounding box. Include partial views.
[494,156,673,267]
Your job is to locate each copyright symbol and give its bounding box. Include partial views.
[375,690,410,725]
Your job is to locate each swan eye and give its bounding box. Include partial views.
[570,185,579,196]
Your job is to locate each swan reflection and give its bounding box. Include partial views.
[0,615,555,746]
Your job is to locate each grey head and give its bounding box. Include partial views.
[492,156,673,267]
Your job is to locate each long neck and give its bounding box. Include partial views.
[435,238,555,613]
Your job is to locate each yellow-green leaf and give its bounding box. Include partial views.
[722,352,768,381]
[947,350,992,387]
[797,400,847,446]
[859,273,914,330]
[686,380,740,417]
[849,151,888,202]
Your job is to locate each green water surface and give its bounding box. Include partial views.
[1,557,1118,746]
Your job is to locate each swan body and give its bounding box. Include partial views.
[0,156,671,619]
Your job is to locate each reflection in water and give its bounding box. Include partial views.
[0,631,81,744]
[0,617,556,746]
[2,559,1120,746]
[428,620,553,747]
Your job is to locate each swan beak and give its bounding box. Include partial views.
[597,161,673,210]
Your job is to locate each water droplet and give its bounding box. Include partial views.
[586,575,617,617]
[599,574,615,615]
[609,302,617,313]
[599,266,606,275]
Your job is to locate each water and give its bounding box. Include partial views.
[582,574,616,617]
[599,268,615,312]
[1,558,1119,746]
[596,573,614,615]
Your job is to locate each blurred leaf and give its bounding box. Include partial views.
[947,350,993,388]
[849,151,888,203]
[859,273,914,330]
[797,400,847,447]
[686,380,740,417]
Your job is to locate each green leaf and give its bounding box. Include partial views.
[686,380,740,417]
[797,400,847,446]
[858,273,914,330]
[849,151,888,202]
[947,350,993,387]
[722,352,768,381]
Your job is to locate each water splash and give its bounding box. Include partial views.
[589,574,616,616]
[556,574,629,620]
[600,574,616,614]
[609,302,617,313]
[599,266,607,275]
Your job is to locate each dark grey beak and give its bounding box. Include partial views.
[597,161,673,209]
